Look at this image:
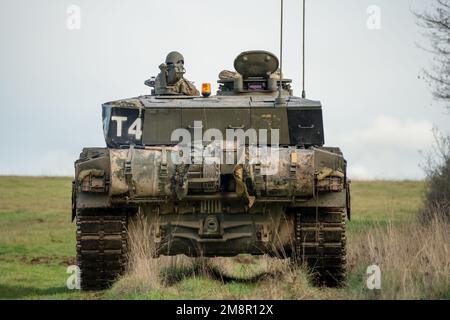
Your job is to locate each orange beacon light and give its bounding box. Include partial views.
[201,83,211,97]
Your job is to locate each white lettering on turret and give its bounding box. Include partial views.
[111,116,127,137]
[128,118,142,140]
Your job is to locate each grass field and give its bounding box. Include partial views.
[0,176,448,300]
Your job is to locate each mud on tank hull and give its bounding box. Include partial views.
[73,145,349,258]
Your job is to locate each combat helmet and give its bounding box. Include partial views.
[165,51,184,65]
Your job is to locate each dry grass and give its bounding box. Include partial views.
[112,214,160,294]
[113,208,449,300]
[112,214,344,299]
[112,211,310,298]
[113,213,220,296]
[107,180,449,300]
[347,211,450,299]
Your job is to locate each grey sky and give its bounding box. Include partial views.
[0,0,448,179]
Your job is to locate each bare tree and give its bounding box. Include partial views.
[416,0,450,109]
[416,1,450,221]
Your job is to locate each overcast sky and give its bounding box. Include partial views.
[0,0,449,179]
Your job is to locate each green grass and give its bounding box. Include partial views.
[348,180,424,233]
[0,177,431,300]
[0,177,97,299]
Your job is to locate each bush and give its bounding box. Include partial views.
[421,130,450,222]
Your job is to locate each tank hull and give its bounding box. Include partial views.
[73,145,349,258]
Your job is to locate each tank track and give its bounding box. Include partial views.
[76,208,129,290]
[294,208,346,286]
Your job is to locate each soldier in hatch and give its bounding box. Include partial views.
[148,51,200,96]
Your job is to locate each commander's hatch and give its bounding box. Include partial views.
[217,50,291,95]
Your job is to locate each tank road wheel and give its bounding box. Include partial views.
[294,208,347,287]
[76,208,131,290]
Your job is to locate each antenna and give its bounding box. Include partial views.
[276,0,286,106]
[301,0,306,99]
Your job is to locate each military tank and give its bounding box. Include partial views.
[72,50,351,290]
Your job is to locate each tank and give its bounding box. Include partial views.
[72,50,351,290]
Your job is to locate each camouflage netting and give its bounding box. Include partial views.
[218,68,282,80]
[173,78,199,96]
[219,70,241,80]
